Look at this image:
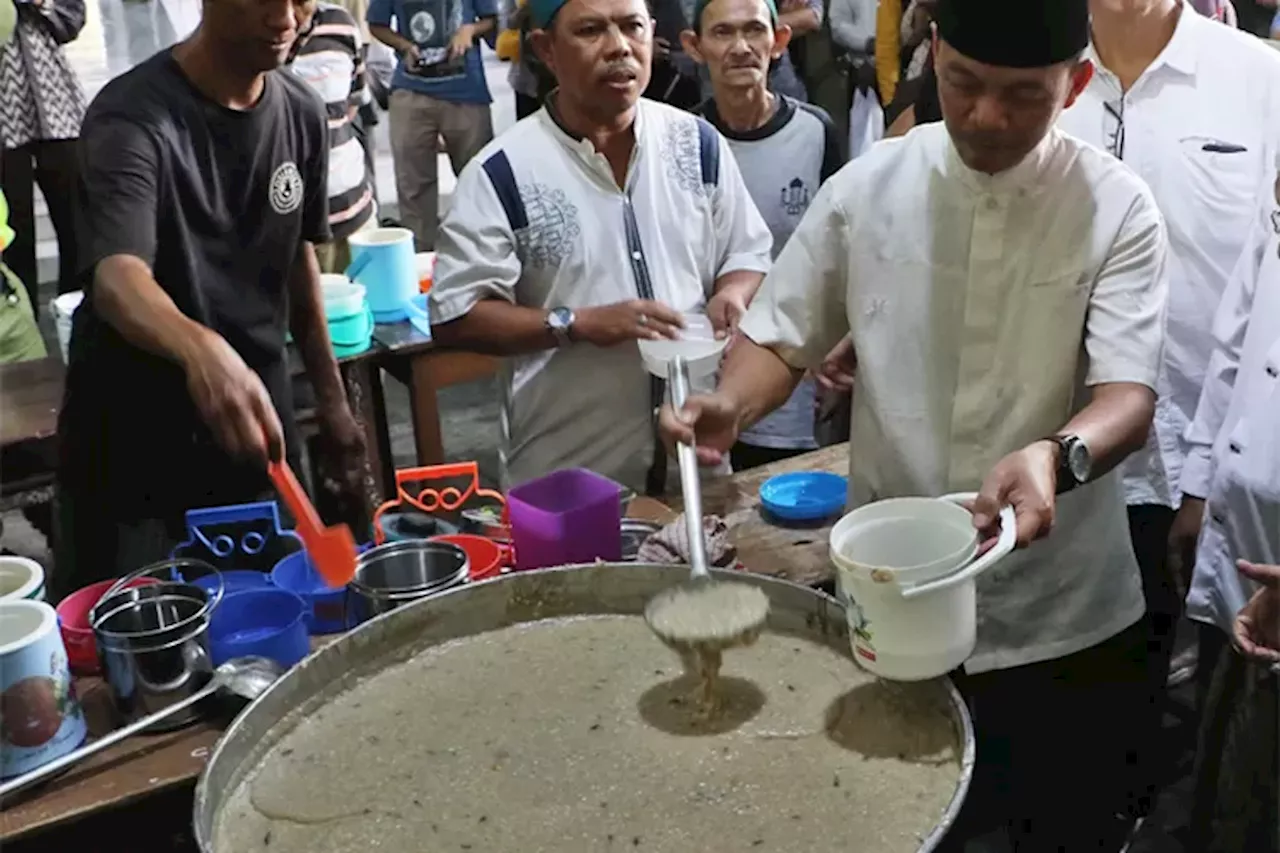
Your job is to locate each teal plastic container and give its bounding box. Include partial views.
[328,303,373,359]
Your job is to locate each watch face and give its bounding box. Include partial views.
[548,307,571,331]
[1068,441,1091,482]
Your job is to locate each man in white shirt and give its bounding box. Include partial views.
[1176,182,1280,851]
[1055,0,1280,808]
[428,0,773,494]
[686,0,846,471]
[662,0,1168,847]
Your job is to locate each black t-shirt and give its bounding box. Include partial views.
[59,51,330,518]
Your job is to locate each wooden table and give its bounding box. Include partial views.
[371,322,498,466]
[0,358,64,516]
[0,357,63,450]
[667,443,849,588]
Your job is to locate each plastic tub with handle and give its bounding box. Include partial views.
[345,227,417,322]
[829,493,1017,682]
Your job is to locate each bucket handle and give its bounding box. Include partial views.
[345,252,373,283]
[92,559,225,637]
[899,493,1017,600]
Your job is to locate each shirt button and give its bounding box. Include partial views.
[1212,512,1225,525]
[1267,365,1278,378]
[1229,441,1242,454]
[631,251,641,261]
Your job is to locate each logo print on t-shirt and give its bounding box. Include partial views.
[781,177,810,217]
[269,162,304,216]
[409,10,437,43]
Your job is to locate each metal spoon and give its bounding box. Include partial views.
[0,656,285,801]
[645,355,770,650]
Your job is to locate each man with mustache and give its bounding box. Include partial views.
[661,0,1169,847]
[683,0,844,470]
[427,0,772,493]
[55,0,367,597]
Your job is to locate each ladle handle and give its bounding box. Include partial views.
[0,677,223,801]
[667,356,710,581]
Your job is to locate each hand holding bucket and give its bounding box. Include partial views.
[829,492,1018,681]
[898,493,1017,600]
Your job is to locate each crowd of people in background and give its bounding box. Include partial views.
[1,0,1279,849]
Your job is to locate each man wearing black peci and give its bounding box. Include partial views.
[54,0,367,599]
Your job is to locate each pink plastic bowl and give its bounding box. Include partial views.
[57,577,160,675]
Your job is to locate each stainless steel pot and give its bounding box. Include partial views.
[347,540,469,624]
[91,559,223,730]
[193,563,974,852]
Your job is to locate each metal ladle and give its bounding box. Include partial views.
[0,656,285,801]
[645,355,770,650]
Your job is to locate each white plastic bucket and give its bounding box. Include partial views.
[0,557,45,602]
[829,493,1016,681]
[0,600,87,778]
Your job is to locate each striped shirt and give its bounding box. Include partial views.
[288,4,376,241]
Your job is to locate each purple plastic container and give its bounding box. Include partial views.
[507,468,622,570]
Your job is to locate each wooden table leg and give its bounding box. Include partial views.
[341,360,394,507]
[403,350,500,467]
[408,355,447,467]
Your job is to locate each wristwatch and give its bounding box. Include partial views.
[546,307,575,347]
[1043,434,1092,495]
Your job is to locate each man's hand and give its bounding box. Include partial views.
[659,392,742,467]
[183,329,285,468]
[972,441,1057,548]
[1234,560,1280,664]
[816,335,856,392]
[1168,496,1205,597]
[316,405,368,510]
[573,300,684,346]
[706,283,753,339]
[402,42,423,68]
[448,25,476,60]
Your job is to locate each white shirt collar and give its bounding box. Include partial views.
[942,127,1062,197]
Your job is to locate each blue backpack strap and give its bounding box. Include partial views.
[695,118,720,190]
[481,151,527,230]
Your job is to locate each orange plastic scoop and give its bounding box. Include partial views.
[268,460,358,589]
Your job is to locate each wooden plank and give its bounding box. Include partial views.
[0,358,64,449]
[665,444,849,587]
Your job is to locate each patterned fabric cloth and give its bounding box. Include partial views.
[635,515,738,569]
[0,5,86,149]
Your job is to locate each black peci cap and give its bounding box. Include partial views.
[934,0,1090,68]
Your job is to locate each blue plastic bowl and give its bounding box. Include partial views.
[271,545,371,635]
[759,471,849,522]
[208,588,310,668]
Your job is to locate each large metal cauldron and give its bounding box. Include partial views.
[192,563,976,852]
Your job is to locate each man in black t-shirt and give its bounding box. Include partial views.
[54,0,367,597]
